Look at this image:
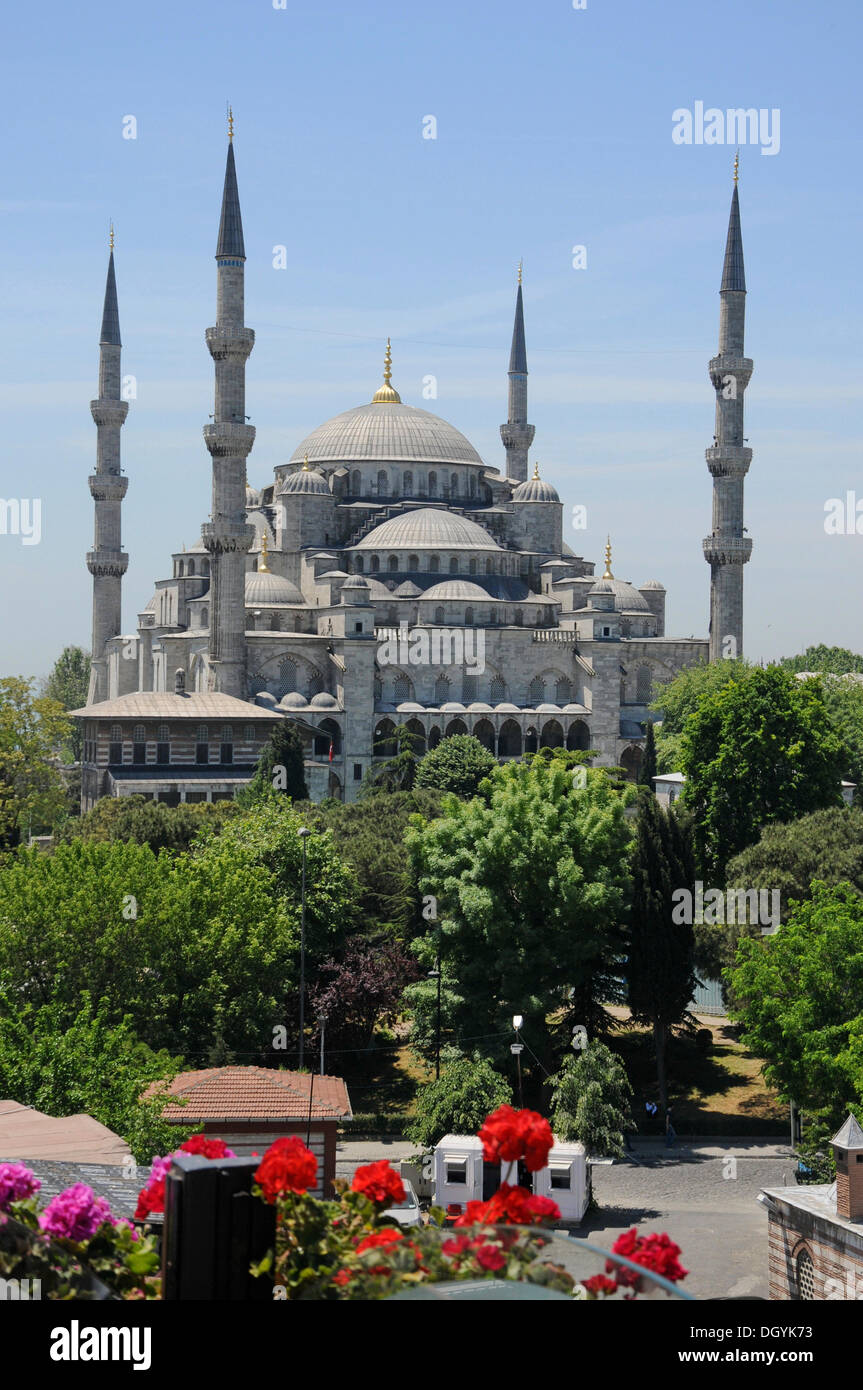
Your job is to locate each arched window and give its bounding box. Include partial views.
[270,614,281,631]
[377,469,388,495]
[450,472,458,496]
[387,555,398,572]
[514,609,523,626]
[469,474,476,497]
[464,606,474,625]
[178,560,185,577]
[279,658,297,693]
[351,469,362,496]
[374,719,397,758]
[795,1249,815,1301]
[355,555,364,573]
[370,555,380,573]
[220,726,234,767]
[529,675,545,704]
[555,677,572,704]
[403,470,414,495]
[132,725,147,765]
[449,556,458,574]
[429,555,440,573]
[202,559,209,576]
[566,721,590,751]
[156,725,170,764]
[486,558,493,574]
[636,666,652,703]
[463,674,477,702]
[469,558,477,576]
[188,559,195,576]
[429,471,438,497]
[109,725,123,763]
[498,719,522,757]
[474,718,494,752]
[434,606,445,625]
[374,675,383,701]
[408,554,419,572]
[434,674,450,705]
[294,616,302,631]
[196,726,209,764]
[393,673,412,703]
[490,675,506,703]
[309,670,325,696]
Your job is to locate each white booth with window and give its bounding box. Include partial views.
[433,1134,589,1223]
[531,1139,588,1222]
[433,1135,485,1210]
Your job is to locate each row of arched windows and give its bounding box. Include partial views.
[374,717,590,758]
[176,558,209,578]
[378,672,573,707]
[349,469,478,500]
[353,554,502,576]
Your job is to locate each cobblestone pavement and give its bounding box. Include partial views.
[336,1136,795,1301]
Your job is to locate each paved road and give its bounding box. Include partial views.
[336,1136,794,1300]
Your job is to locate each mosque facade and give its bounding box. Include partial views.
[74,132,755,808]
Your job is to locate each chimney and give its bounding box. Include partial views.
[831,1114,863,1222]
[175,668,186,696]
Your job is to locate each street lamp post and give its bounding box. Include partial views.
[428,955,442,1080]
[511,1014,524,1109]
[298,826,311,1070]
[319,1011,328,1077]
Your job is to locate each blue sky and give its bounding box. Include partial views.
[2,0,862,676]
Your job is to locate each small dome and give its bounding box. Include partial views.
[309,692,338,708]
[343,574,370,589]
[587,577,650,613]
[439,702,466,712]
[640,580,666,591]
[422,580,491,602]
[255,691,278,707]
[536,703,561,713]
[280,692,308,709]
[396,702,424,713]
[512,469,560,502]
[319,569,349,580]
[468,702,493,712]
[245,570,304,605]
[280,460,330,496]
[395,580,422,597]
[494,702,520,713]
[246,484,262,506]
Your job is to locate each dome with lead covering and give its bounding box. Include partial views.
[290,402,483,467]
[587,577,650,613]
[245,570,304,605]
[422,580,491,601]
[355,508,500,552]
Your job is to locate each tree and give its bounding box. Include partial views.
[243,721,308,802]
[405,760,632,1067]
[0,677,71,848]
[0,991,181,1163]
[405,1056,513,1150]
[627,797,697,1108]
[42,646,90,760]
[639,721,658,786]
[414,734,497,798]
[818,675,863,787]
[729,882,863,1126]
[650,659,748,774]
[58,794,240,854]
[680,667,845,882]
[309,938,420,1053]
[548,1042,635,1157]
[726,806,863,926]
[779,645,863,676]
[362,726,425,794]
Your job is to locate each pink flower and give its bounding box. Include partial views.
[0,1162,40,1211]
[38,1183,114,1242]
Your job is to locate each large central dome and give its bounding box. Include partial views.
[289,402,483,467]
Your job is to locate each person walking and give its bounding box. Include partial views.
[665,1103,676,1148]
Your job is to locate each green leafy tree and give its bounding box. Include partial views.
[548,1041,635,1157]
[362,726,426,794]
[680,667,845,881]
[414,734,497,798]
[405,760,633,1067]
[58,794,240,853]
[779,645,863,676]
[650,659,748,774]
[0,991,182,1163]
[729,882,863,1125]
[243,721,309,802]
[627,797,697,1107]
[726,806,863,926]
[42,646,90,760]
[405,1056,513,1149]
[818,675,863,786]
[0,677,71,848]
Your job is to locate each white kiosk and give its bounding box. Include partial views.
[433,1134,589,1223]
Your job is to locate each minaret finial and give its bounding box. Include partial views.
[371,338,402,404]
[517,259,523,286]
[532,459,539,480]
[733,148,739,184]
[259,532,270,572]
[302,453,310,471]
[602,535,614,580]
[228,104,234,142]
[109,221,115,252]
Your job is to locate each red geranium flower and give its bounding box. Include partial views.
[356,1229,404,1254]
[582,1274,617,1297]
[179,1135,235,1160]
[478,1105,554,1172]
[350,1161,405,1207]
[332,1269,352,1287]
[608,1228,688,1287]
[454,1183,560,1228]
[254,1137,318,1203]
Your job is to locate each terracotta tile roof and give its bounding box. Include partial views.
[146,1067,352,1123]
[0,1099,131,1165]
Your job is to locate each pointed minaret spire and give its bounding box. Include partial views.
[87,233,130,703]
[703,162,753,662]
[500,264,534,481]
[202,121,256,696]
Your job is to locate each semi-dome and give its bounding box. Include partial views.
[245,570,304,605]
[512,467,560,503]
[640,579,666,591]
[290,403,483,467]
[280,458,331,496]
[394,580,422,597]
[422,580,491,601]
[355,508,500,552]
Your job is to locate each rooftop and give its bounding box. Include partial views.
[147,1067,352,1123]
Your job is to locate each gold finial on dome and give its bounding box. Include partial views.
[532,460,540,480]
[259,532,270,572]
[733,148,739,184]
[602,535,614,580]
[302,454,311,471]
[371,338,402,404]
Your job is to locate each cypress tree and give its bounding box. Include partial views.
[639,721,658,786]
[627,796,697,1108]
[246,720,309,802]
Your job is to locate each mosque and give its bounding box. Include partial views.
[74,127,754,807]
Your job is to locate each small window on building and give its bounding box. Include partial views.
[445,1160,468,1185]
[244,725,256,741]
[354,763,363,781]
[196,725,209,765]
[795,1249,815,1300]
[355,621,363,632]
[109,724,122,764]
[449,557,458,574]
[156,726,170,764]
[549,1164,571,1191]
[221,742,233,765]
[132,725,147,765]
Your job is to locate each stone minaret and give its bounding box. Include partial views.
[87,229,129,704]
[500,264,535,482]
[703,158,753,662]
[202,111,255,697]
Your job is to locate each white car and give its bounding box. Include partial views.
[383,1178,422,1227]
